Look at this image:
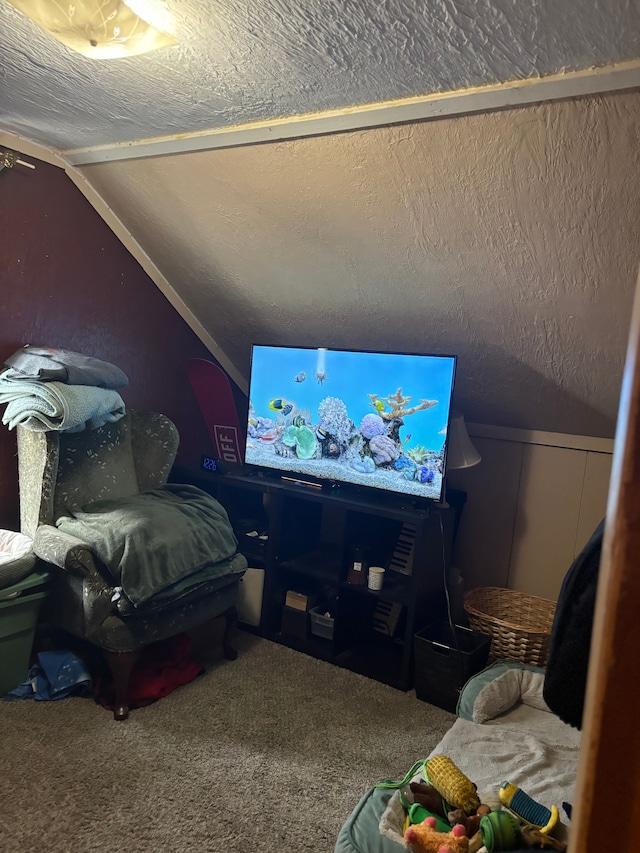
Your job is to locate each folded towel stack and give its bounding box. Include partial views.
[0,345,128,433]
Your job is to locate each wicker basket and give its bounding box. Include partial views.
[463,586,556,667]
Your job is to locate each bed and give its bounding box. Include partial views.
[335,661,581,853]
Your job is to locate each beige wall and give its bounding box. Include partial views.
[80,89,640,440]
[449,428,612,601]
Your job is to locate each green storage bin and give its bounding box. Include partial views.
[0,571,49,696]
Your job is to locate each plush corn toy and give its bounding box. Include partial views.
[424,756,481,815]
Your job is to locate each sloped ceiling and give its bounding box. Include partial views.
[2,0,640,437]
[80,91,640,437]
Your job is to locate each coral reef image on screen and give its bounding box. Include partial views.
[245,346,456,502]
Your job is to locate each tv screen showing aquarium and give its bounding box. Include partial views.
[244,345,457,503]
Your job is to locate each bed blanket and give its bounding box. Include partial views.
[0,375,125,432]
[377,667,580,851]
[422,707,579,840]
[334,664,581,853]
[55,484,239,606]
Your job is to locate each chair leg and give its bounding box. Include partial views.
[222,605,239,661]
[103,649,140,721]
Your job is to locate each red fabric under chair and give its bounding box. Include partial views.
[95,633,204,712]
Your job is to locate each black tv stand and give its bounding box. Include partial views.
[173,466,463,691]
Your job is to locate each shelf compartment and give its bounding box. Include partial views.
[340,573,413,606]
[343,512,403,572]
[278,546,344,584]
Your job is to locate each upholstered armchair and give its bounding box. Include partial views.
[17,410,247,720]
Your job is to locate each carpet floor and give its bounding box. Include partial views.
[0,633,455,853]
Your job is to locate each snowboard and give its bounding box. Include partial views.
[187,358,245,468]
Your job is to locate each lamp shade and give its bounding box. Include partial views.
[7,0,178,59]
[446,412,481,470]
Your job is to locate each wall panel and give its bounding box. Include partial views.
[447,437,523,591]
[508,445,586,599]
[575,452,613,555]
[453,435,612,603]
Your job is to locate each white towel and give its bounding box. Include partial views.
[0,377,125,432]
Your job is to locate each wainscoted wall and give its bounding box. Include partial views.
[0,160,236,531]
[448,426,613,601]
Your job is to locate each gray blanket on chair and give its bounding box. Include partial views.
[0,375,126,432]
[55,483,239,606]
[4,345,129,389]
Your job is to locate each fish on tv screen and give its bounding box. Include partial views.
[245,345,457,502]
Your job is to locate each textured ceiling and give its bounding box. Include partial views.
[2,1,640,440]
[1,0,639,151]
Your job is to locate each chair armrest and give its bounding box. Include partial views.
[33,525,103,578]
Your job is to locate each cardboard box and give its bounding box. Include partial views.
[285,589,317,612]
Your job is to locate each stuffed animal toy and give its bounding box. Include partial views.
[447,804,492,837]
[520,826,567,851]
[410,782,448,818]
[404,816,469,853]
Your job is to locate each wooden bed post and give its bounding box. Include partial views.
[569,269,640,852]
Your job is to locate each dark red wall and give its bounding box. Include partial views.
[0,159,245,529]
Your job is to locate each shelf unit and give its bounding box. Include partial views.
[174,467,461,691]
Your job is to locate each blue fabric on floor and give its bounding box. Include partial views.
[3,650,92,701]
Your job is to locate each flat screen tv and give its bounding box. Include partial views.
[244,345,457,503]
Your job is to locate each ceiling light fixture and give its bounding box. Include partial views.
[6,0,178,59]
